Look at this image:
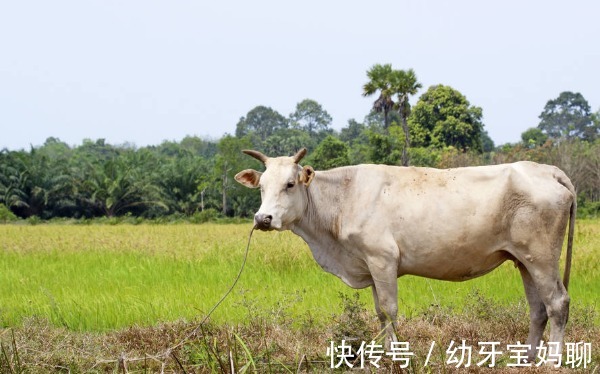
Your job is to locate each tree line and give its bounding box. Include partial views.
[1,65,599,221]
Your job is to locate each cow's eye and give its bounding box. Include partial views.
[286,181,295,189]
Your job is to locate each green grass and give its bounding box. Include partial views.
[0,221,598,332]
[0,221,598,372]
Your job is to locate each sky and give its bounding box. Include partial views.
[1,0,599,151]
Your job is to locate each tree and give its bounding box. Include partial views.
[339,119,371,164]
[215,135,258,216]
[368,124,404,165]
[593,108,600,131]
[339,119,365,144]
[362,64,395,130]
[235,106,288,146]
[363,64,421,165]
[521,127,548,148]
[540,92,595,140]
[179,136,218,158]
[538,91,597,141]
[81,150,167,217]
[408,85,484,152]
[390,68,422,165]
[0,144,79,218]
[157,153,214,215]
[289,99,333,138]
[31,138,80,217]
[262,128,311,157]
[0,151,29,216]
[480,130,496,152]
[308,135,350,170]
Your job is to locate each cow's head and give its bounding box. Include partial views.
[235,148,315,231]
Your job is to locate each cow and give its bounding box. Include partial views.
[234,148,576,363]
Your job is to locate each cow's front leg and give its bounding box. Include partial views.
[369,263,399,349]
[371,284,398,348]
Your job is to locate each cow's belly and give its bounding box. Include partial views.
[388,186,514,281]
[399,247,513,281]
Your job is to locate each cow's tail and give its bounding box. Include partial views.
[556,170,576,292]
[563,197,576,291]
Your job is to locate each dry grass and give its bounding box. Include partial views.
[1,290,598,373]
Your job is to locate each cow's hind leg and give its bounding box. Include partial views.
[518,262,548,363]
[537,272,569,364]
[511,205,571,365]
[519,261,570,365]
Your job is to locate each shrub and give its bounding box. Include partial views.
[190,208,220,224]
[0,204,18,223]
[578,200,600,219]
[331,292,372,344]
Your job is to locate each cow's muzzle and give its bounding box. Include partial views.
[254,213,273,230]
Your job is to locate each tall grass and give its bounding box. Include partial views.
[0,221,598,372]
[0,221,598,331]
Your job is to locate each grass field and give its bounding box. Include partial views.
[0,220,598,372]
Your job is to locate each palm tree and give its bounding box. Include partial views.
[0,151,30,217]
[391,69,422,166]
[362,64,395,130]
[83,153,167,217]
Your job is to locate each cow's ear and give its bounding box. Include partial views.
[235,169,262,188]
[299,165,315,187]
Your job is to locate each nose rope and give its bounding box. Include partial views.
[92,225,257,369]
[202,224,255,325]
[169,224,256,351]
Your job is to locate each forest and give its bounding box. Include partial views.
[1,65,599,221]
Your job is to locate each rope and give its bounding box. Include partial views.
[90,225,256,370]
[171,224,256,350]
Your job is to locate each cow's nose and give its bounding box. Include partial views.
[254,213,272,230]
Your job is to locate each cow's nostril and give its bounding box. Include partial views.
[254,213,273,230]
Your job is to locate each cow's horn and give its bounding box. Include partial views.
[293,148,307,164]
[242,150,269,164]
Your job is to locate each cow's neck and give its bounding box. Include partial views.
[290,167,373,288]
[292,168,350,241]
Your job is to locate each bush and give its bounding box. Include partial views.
[331,292,372,344]
[25,215,42,225]
[0,204,18,223]
[409,147,440,167]
[578,200,600,219]
[189,208,220,224]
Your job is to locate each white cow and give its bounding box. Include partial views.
[235,148,576,363]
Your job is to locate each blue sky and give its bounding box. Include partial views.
[1,0,599,150]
